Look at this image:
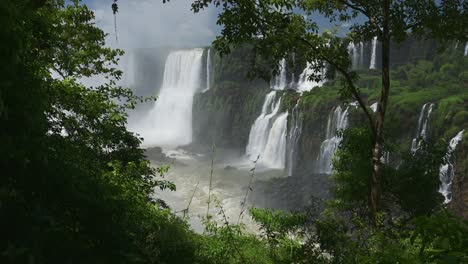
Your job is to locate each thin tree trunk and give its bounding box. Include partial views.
[370,0,391,220]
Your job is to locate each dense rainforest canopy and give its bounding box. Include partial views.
[0,0,467,263]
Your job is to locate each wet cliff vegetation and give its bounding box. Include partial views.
[1,0,467,264]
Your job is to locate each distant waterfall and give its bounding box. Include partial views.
[297,62,326,92]
[246,92,281,159]
[137,49,203,147]
[369,37,378,70]
[464,42,468,56]
[439,130,464,203]
[272,58,288,90]
[261,112,289,169]
[359,42,364,68]
[347,42,359,69]
[286,102,303,176]
[411,103,434,152]
[202,48,211,93]
[315,105,352,174]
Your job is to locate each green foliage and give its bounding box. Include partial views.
[0,1,197,263]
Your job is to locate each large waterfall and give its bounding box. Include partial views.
[202,48,211,93]
[135,49,204,147]
[411,103,434,152]
[286,102,303,176]
[465,42,468,56]
[369,37,378,69]
[315,105,352,174]
[297,62,326,92]
[439,130,465,204]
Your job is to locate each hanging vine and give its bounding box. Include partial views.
[111,0,118,41]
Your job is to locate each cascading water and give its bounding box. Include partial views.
[134,49,203,147]
[202,48,211,93]
[297,62,326,92]
[272,58,288,90]
[261,112,289,169]
[411,103,434,152]
[245,91,281,160]
[465,42,468,56]
[359,42,364,68]
[369,37,378,70]
[348,42,359,69]
[439,130,464,204]
[286,101,303,176]
[315,105,352,174]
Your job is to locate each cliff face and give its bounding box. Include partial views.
[450,140,468,220]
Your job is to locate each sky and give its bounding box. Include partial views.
[84,0,351,50]
[86,0,220,50]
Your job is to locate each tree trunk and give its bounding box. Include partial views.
[370,0,391,220]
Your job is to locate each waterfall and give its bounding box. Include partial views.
[439,130,464,204]
[297,62,326,92]
[272,58,288,90]
[286,102,303,176]
[245,91,281,159]
[369,37,377,70]
[136,49,203,147]
[202,48,211,93]
[464,42,468,56]
[261,112,289,169]
[315,105,352,174]
[359,42,364,68]
[411,103,434,152]
[370,102,379,112]
[347,42,359,69]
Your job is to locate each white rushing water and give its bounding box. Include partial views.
[261,112,289,169]
[348,42,359,69]
[411,103,434,152]
[246,91,281,160]
[439,130,464,204]
[315,105,352,174]
[359,42,365,68]
[133,49,204,147]
[465,42,468,56]
[297,62,326,92]
[272,58,288,90]
[286,101,303,176]
[369,37,378,70]
[202,48,211,93]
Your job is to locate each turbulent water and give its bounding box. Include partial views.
[297,62,326,92]
[411,103,434,152]
[315,105,352,174]
[133,49,204,147]
[439,130,465,203]
[369,37,378,69]
[287,102,303,176]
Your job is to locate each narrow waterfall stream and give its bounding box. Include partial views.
[369,36,378,70]
[411,103,434,152]
[439,130,465,203]
[315,105,352,174]
[287,101,303,176]
[202,48,211,93]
